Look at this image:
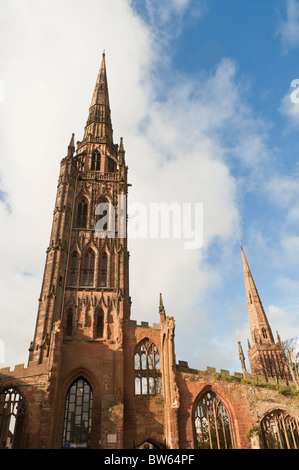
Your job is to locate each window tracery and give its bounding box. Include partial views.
[82,250,95,286]
[76,199,88,228]
[261,409,299,449]
[134,339,161,396]
[69,252,78,286]
[194,390,233,449]
[91,152,101,171]
[0,388,25,449]
[62,377,93,449]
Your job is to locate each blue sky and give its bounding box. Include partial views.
[0,0,299,374]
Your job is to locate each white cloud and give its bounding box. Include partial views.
[267,305,299,342]
[277,0,299,52]
[0,0,275,374]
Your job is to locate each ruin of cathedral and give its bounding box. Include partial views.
[0,53,299,450]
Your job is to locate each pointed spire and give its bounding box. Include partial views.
[238,341,247,374]
[90,50,110,109]
[67,133,75,157]
[240,243,274,346]
[84,51,113,144]
[118,137,125,165]
[159,293,166,323]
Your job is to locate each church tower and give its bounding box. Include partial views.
[29,52,129,362]
[240,243,291,383]
[28,52,130,448]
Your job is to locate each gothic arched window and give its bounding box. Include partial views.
[69,252,78,286]
[134,339,161,396]
[100,254,107,287]
[0,388,25,449]
[95,197,110,234]
[261,327,268,339]
[76,199,88,228]
[82,250,95,286]
[194,390,233,449]
[62,377,93,449]
[66,311,73,337]
[261,410,299,449]
[95,310,104,338]
[91,152,101,171]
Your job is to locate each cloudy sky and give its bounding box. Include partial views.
[1,0,299,375]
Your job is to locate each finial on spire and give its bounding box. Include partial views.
[238,341,247,374]
[118,137,125,165]
[159,293,164,311]
[159,293,166,323]
[103,49,105,56]
[67,133,75,157]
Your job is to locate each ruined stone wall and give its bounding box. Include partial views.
[176,361,299,449]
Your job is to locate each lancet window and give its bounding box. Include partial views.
[82,250,95,287]
[261,327,268,339]
[66,310,73,337]
[62,377,93,449]
[76,199,88,228]
[95,310,104,338]
[91,152,101,171]
[0,388,25,449]
[100,254,107,287]
[261,410,299,449]
[194,390,233,449]
[134,339,161,396]
[69,252,78,286]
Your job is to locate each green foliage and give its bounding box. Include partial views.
[247,425,260,439]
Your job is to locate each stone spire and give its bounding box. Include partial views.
[83,51,113,144]
[240,243,291,382]
[67,133,75,157]
[159,293,166,323]
[240,242,274,346]
[118,137,125,166]
[238,341,247,374]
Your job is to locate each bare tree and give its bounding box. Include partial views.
[282,337,299,373]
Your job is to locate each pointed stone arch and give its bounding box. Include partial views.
[192,388,234,449]
[260,408,299,449]
[81,247,96,287]
[135,439,162,449]
[134,338,161,396]
[62,376,93,448]
[75,195,89,229]
[0,387,26,449]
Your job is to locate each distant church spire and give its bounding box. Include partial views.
[159,293,166,323]
[240,242,274,346]
[240,243,291,382]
